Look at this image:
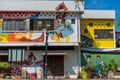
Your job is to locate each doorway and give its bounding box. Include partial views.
[44,55,64,76]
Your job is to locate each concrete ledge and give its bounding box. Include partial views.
[0,78,120,80]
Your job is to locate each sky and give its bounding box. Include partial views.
[84,0,120,32]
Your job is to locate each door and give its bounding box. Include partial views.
[44,55,64,76]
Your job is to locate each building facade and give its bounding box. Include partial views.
[81,10,116,48]
[80,10,120,68]
[0,0,84,79]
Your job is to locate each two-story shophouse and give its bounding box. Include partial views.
[0,0,84,79]
[80,10,120,68]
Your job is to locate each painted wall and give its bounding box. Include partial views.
[10,51,44,79]
[25,50,78,78]
[80,19,115,48]
[64,50,78,78]
[81,52,120,68]
[0,0,84,12]
[0,19,78,43]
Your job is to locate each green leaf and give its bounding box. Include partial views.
[116,18,120,26]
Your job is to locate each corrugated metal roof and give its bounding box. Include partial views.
[0,0,84,12]
[81,10,115,19]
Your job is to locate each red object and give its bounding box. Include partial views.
[27,73,36,79]
[55,2,68,12]
[0,11,39,19]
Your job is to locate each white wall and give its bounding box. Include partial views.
[0,0,84,12]
[64,50,78,78]
[25,50,79,78]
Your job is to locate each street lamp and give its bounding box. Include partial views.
[44,25,50,79]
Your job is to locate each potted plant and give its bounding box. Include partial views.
[0,62,10,73]
[86,64,96,78]
[77,66,87,79]
[77,65,96,79]
[104,59,117,78]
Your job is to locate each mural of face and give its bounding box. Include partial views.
[28,52,36,64]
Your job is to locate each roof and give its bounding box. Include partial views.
[0,0,84,12]
[81,10,115,19]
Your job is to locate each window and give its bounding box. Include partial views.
[94,29,113,39]
[71,19,75,24]
[30,19,54,31]
[8,49,25,61]
[2,19,26,31]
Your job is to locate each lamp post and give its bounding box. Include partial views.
[44,30,49,79]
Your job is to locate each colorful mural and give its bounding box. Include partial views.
[80,19,115,48]
[55,2,68,12]
[52,2,74,42]
[0,16,76,42]
[50,15,74,42]
[81,35,93,47]
[11,52,44,79]
[0,32,44,42]
[7,32,44,42]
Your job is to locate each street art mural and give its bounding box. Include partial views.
[81,35,93,47]
[0,2,77,43]
[51,2,74,42]
[7,32,44,42]
[11,52,43,79]
[0,18,76,43]
[50,15,74,42]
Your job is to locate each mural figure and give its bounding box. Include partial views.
[55,2,68,12]
[95,56,104,78]
[75,1,80,10]
[51,14,74,42]
[25,52,43,79]
[21,52,43,79]
[85,54,92,66]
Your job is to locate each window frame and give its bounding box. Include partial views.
[2,19,26,32]
[94,29,113,39]
[30,19,54,31]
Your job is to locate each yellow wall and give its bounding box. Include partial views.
[80,19,115,48]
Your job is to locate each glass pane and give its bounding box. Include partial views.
[16,20,19,30]
[12,50,16,61]
[11,20,15,30]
